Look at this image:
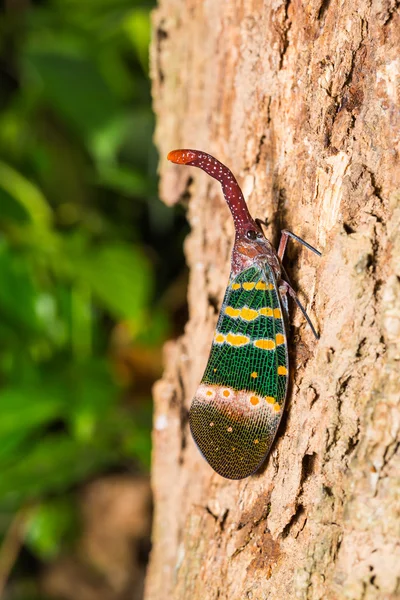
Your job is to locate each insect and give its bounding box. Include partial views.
[167,149,320,479]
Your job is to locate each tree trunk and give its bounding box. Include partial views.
[146,1,400,599]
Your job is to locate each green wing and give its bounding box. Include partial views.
[189,264,288,479]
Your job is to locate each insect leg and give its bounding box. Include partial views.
[255,217,269,231]
[279,279,320,340]
[277,230,321,261]
[278,282,290,329]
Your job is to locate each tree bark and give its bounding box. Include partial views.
[146,1,400,599]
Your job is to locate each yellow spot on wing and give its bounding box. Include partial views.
[259,307,273,317]
[254,339,276,350]
[250,395,259,405]
[223,389,231,397]
[273,403,281,413]
[255,281,267,290]
[226,306,264,321]
[206,390,213,396]
[274,308,282,318]
[251,372,258,378]
[278,365,288,376]
[266,396,275,404]
[240,307,258,321]
[214,333,225,343]
[225,306,240,318]
[254,439,259,444]
[231,283,241,290]
[226,333,250,346]
[243,282,255,290]
[276,333,285,345]
[268,283,275,290]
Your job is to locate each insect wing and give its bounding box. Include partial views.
[189,265,289,479]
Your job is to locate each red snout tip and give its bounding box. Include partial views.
[167,149,197,164]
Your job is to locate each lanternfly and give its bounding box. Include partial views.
[168,149,320,480]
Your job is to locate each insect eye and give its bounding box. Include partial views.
[246,230,257,240]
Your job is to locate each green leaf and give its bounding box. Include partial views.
[0,242,39,331]
[0,385,64,439]
[0,161,52,227]
[23,51,121,140]
[0,187,30,223]
[76,243,153,326]
[0,430,33,464]
[24,498,78,559]
[121,415,152,469]
[123,9,151,73]
[0,434,117,506]
[94,164,150,196]
[66,361,117,440]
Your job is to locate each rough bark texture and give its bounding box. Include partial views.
[146,1,400,599]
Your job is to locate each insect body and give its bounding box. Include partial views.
[167,149,320,479]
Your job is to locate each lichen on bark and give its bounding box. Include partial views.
[145,1,400,599]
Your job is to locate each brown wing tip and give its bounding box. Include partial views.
[167,149,197,164]
[189,399,276,479]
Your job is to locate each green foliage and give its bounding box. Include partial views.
[0,0,174,576]
[77,242,153,322]
[24,498,79,560]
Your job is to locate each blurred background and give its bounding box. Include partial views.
[0,0,188,598]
